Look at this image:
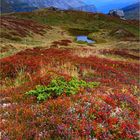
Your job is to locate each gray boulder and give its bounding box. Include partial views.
[109,10,125,19]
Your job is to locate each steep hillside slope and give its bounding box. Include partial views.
[122,2,140,20]
[0,0,88,13]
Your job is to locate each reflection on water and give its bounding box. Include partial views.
[76,36,94,43]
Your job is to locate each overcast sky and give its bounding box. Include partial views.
[84,0,139,12]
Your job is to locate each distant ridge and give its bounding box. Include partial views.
[73,5,97,13]
[122,2,140,20]
[0,0,91,13]
[0,0,38,13]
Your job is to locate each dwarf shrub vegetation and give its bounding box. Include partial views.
[26,77,99,101]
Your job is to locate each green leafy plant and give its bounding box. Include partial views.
[26,76,99,101]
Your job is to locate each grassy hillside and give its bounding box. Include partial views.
[1,9,139,58]
[12,9,139,37]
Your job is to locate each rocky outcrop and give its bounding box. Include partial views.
[108,10,125,19]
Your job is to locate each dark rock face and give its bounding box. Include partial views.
[109,10,125,19]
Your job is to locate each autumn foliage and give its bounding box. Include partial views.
[0,47,139,139]
[0,16,51,38]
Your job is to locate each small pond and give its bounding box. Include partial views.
[76,35,95,43]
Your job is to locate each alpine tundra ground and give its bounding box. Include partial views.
[0,9,140,139]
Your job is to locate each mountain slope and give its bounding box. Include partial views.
[0,0,87,13]
[73,5,97,13]
[122,2,140,20]
[0,0,13,13]
[0,0,38,13]
[20,0,85,9]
